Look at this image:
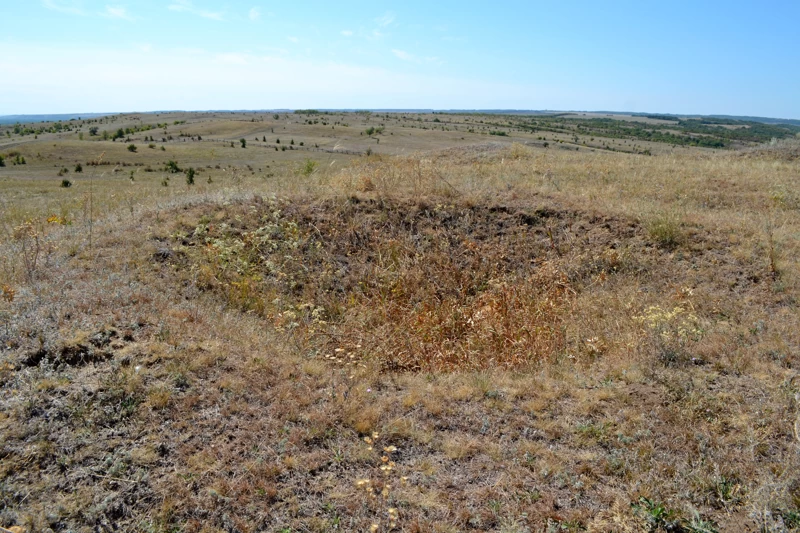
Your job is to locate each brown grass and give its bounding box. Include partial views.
[0,113,799,532]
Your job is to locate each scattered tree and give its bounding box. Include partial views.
[240,139,247,148]
[127,144,137,152]
[74,163,82,173]
[89,127,99,136]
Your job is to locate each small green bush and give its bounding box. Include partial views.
[61,179,72,188]
[127,144,137,152]
[299,159,317,177]
[647,212,684,248]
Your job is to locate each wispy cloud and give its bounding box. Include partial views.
[392,49,443,65]
[392,49,414,61]
[248,7,259,21]
[375,12,395,27]
[168,0,223,21]
[215,53,248,65]
[42,0,86,16]
[341,30,353,37]
[103,5,135,21]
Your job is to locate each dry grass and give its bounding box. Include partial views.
[0,114,799,532]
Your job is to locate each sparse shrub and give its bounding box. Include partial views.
[165,160,181,173]
[240,138,247,148]
[299,159,317,177]
[127,144,137,152]
[185,167,195,185]
[74,163,82,173]
[12,221,42,281]
[61,179,72,188]
[634,304,702,366]
[646,212,684,248]
[632,497,682,532]
[160,146,166,151]
[89,126,99,136]
[509,142,530,159]
[148,143,156,149]
[0,155,4,167]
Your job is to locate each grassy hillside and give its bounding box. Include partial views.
[1,114,799,532]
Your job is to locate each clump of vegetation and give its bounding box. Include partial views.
[60,178,72,188]
[127,144,137,152]
[646,211,685,248]
[165,160,181,173]
[299,158,317,177]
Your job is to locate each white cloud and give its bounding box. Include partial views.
[137,43,153,53]
[288,36,299,43]
[392,49,414,62]
[392,50,444,65]
[42,0,86,16]
[248,7,259,20]
[103,5,134,21]
[0,42,545,115]
[215,53,248,65]
[341,30,353,37]
[375,12,395,27]
[168,0,224,21]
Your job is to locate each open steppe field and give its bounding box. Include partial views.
[1,112,800,532]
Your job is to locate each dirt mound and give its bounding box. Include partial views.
[177,195,661,371]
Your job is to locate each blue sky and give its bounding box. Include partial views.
[2,0,799,118]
